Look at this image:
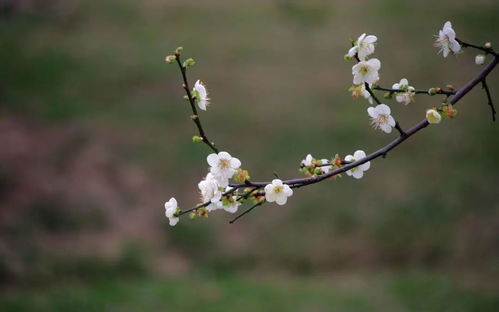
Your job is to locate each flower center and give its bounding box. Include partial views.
[274,186,283,194]
[359,65,370,75]
[219,159,230,169]
[376,114,388,124]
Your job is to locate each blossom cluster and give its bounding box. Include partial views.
[162,19,486,226]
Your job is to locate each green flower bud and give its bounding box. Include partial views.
[192,136,203,143]
[183,58,196,67]
[175,46,183,55]
[189,212,196,220]
[344,55,353,62]
[165,55,176,64]
[428,88,437,96]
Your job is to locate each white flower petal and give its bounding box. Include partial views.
[376,104,391,115]
[218,151,231,159]
[388,115,396,127]
[352,170,364,179]
[230,157,241,169]
[265,191,277,203]
[207,153,219,166]
[169,217,179,226]
[380,123,392,133]
[367,107,377,118]
[360,161,371,171]
[272,179,283,186]
[367,58,381,71]
[353,150,366,159]
[364,35,377,44]
[275,196,288,205]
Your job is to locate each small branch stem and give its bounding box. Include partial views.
[456,38,497,56]
[374,86,455,95]
[229,201,265,224]
[394,122,407,137]
[364,82,382,104]
[482,79,496,122]
[175,56,219,153]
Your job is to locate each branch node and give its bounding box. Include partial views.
[395,122,407,137]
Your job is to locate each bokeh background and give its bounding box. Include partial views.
[1,0,498,311]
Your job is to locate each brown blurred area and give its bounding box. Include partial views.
[0,0,498,310]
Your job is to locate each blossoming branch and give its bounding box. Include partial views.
[163,21,497,226]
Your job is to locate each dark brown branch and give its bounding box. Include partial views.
[174,56,219,153]
[230,55,499,190]
[482,79,496,122]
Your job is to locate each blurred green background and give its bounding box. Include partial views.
[1,0,498,311]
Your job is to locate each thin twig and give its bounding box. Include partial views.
[456,38,497,56]
[175,56,219,153]
[374,86,455,95]
[482,79,496,122]
[394,122,407,137]
[229,201,265,224]
[364,82,382,104]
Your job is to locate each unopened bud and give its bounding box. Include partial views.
[446,84,454,91]
[165,55,176,64]
[189,212,196,220]
[484,42,492,49]
[428,88,437,96]
[442,104,458,119]
[183,58,196,67]
[197,207,208,217]
[426,109,442,124]
[175,46,183,56]
[383,92,392,99]
[191,114,198,120]
[192,136,203,143]
[344,55,353,62]
[475,54,486,65]
[233,169,250,184]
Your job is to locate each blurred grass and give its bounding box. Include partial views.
[1,272,498,312]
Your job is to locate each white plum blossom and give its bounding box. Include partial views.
[193,80,210,110]
[301,154,314,167]
[345,150,371,179]
[434,21,461,58]
[347,33,378,61]
[352,58,381,85]
[207,151,241,187]
[367,104,396,134]
[264,179,293,206]
[198,173,223,211]
[426,109,442,124]
[392,78,415,105]
[475,54,486,65]
[164,197,179,226]
[320,159,332,174]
